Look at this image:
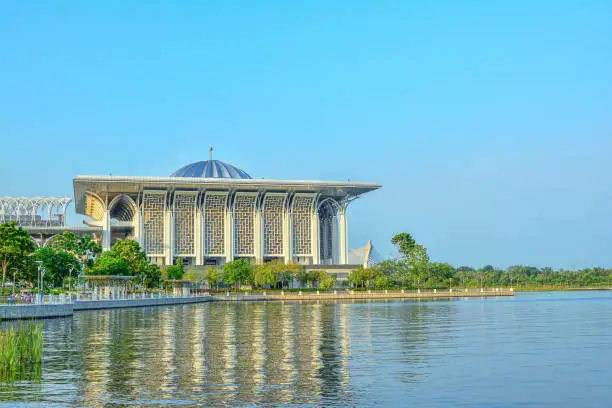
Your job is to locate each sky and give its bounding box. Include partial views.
[0,1,610,269]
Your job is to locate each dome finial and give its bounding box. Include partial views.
[209,146,213,161]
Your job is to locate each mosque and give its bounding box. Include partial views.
[69,150,381,269]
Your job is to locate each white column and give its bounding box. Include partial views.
[283,209,293,264]
[225,209,234,263]
[311,211,320,265]
[254,206,264,264]
[339,208,348,264]
[133,208,143,247]
[195,209,203,265]
[164,208,174,265]
[102,208,112,251]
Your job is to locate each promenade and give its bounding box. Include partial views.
[0,288,514,320]
[213,288,515,302]
[0,293,213,320]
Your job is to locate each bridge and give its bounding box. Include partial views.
[0,196,101,247]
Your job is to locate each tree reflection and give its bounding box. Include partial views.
[0,299,457,406]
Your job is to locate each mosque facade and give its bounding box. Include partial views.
[72,155,381,267]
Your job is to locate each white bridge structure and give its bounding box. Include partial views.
[0,196,101,247]
[72,154,381,269]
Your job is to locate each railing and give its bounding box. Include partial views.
[0,291,212,305]
[212,287,515,300]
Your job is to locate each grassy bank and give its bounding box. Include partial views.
[0,323,43,382]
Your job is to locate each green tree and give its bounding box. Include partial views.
[405,244,430,286]
[205,267,223,290]
[318,271,336,290]
[278,262,301,288]
[391,233,416,258]
[253,262,278,288]
[296,269,310,288]
[348,266,367,288]
[109,239,148,276]
[373,274,392,289]
[223,259,252,289]
[166,265,184,280]
[183,267,205,285]
[143,263,162,289]
[32,247,80,288]
[165,257,185,280]
[427,262,455,287]
[0,222,36,295]
[49,231,101,263]
[89,252,130,276]
[307,270,321,288]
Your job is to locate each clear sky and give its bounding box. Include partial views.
[1,1,610,269]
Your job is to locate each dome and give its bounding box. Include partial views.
[170,160,252,179]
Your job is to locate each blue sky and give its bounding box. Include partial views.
[1,1,610,269]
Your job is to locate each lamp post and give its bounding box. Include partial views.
[68,265,75,292]
[11,267,18,294]
[34,260,45,304]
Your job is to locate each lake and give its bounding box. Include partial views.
[1,291,611,407]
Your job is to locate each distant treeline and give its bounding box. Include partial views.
[361,260,612,289]
[352,233,612,289]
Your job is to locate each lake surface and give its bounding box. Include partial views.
[1,291,611,407]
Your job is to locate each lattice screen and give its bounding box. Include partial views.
[292,195,314,256]
[263,194,285,256]
[143,192,166,255]
[318,202,337,263]
[233,193,257,256]
[174,193,196,256]
[204,193,227,255]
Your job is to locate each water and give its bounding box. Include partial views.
[1,291,611,407]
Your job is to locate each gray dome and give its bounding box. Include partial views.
[170,160,252,179]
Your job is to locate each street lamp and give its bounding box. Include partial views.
[11,267,18,294]
[34,260,45,304]
[68,265,75,292]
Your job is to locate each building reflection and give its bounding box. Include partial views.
[70,299,446,405]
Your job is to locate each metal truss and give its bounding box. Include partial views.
[0,197,72,227]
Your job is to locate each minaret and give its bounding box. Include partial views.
[209,146,213,161]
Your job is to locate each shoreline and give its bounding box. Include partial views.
[0,289,513,320]
[211,289,514,302]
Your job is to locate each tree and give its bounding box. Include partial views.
[49,231,101,263]
[296,270,310,288]
[165,257,186,280]
[318,271,336,290]
[307,270,321,288]
[89,252,130,276]
[166,265,184,280]
[279,262,301,288]
[183,267,205,286]
[349,266,367,288]
[427,262,455,287]
[32,247,80,288]
[0,222,36,295]
[205,267,223,290]
[253,262,278,288]
[404,244,430,285]
[223,259,252,289]
[109,239,148,276]
[143,264,162,289]
[373,274,392,289]
[391,233,416,258]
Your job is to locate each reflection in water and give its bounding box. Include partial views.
[0,300,437,406]
[6,294,610,407]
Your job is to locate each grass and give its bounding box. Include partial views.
[0,322,43,382]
